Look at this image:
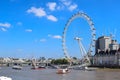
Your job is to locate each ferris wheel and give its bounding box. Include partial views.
[62,11,96,63]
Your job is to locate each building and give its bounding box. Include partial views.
[93,36,120,67]
[93,50,120,67]
[110,40,119,50]
[96,36,111,52]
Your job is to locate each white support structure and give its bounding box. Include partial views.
[75,37,91,66]
[74,37,84,58]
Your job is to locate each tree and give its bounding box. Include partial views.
[51,58,69,65]
[72,57,77,60]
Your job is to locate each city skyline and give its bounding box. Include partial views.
[0,0,120,58]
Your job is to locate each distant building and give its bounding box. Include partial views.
[96,36,110,52]
[93,50,120,67]
[95,36,119,53]
[93,36,120,67]
[110,40,119,50]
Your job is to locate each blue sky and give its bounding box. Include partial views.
[0,0,120,58]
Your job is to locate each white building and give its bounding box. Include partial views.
[94,36,120,67]
[93,50,120,67]
[96,36,119,52]
[96,36,111,52]
[110,40,119,50]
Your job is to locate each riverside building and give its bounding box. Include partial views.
[93,36,120,67]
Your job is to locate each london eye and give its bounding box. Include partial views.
[62,12,96,65]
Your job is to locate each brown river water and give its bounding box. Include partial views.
[0,67,120,80]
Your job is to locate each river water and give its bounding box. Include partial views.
[0,67,120,80]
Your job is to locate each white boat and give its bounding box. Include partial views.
[73,66,87,70]
[84,67,98,71]
[73,66,97,71]
[31,65,46,70]
[56,65,70,74]
[0,76,12,80]
[12,65,22,70]
[56,68,70,74]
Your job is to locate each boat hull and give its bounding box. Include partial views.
[31,67,45,70]
[56,69,70,74]
[31,66,46,70]
[0,76,12,80]
[12,66,22,70]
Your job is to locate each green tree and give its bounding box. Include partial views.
[72,57,77,60]
[51,58,69,65]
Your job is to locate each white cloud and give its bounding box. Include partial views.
[0,22,11,28]
[27,0,78,22]
[47,2,57,11]
[64,1,71,6]
[57,6,61,10]
[53,35,62,39]
[40,39,47,42]
[60,0,71,6]
[59,0,78,11]
[27,7,58,22]
[25,29,32,32]
[68,4,78,11]
[48,34,62,39]
[47,15,58,22]
[48,34,52,37]
[17,22,22,26]
[57,4,65,10]
[1,28,7,31]
[0,22,11,31]
[27,7,46,17]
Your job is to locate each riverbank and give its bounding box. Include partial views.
[96,68,120,72]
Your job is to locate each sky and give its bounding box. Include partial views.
[0,0,120,59]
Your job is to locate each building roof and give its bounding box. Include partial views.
[98,36,111,39]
